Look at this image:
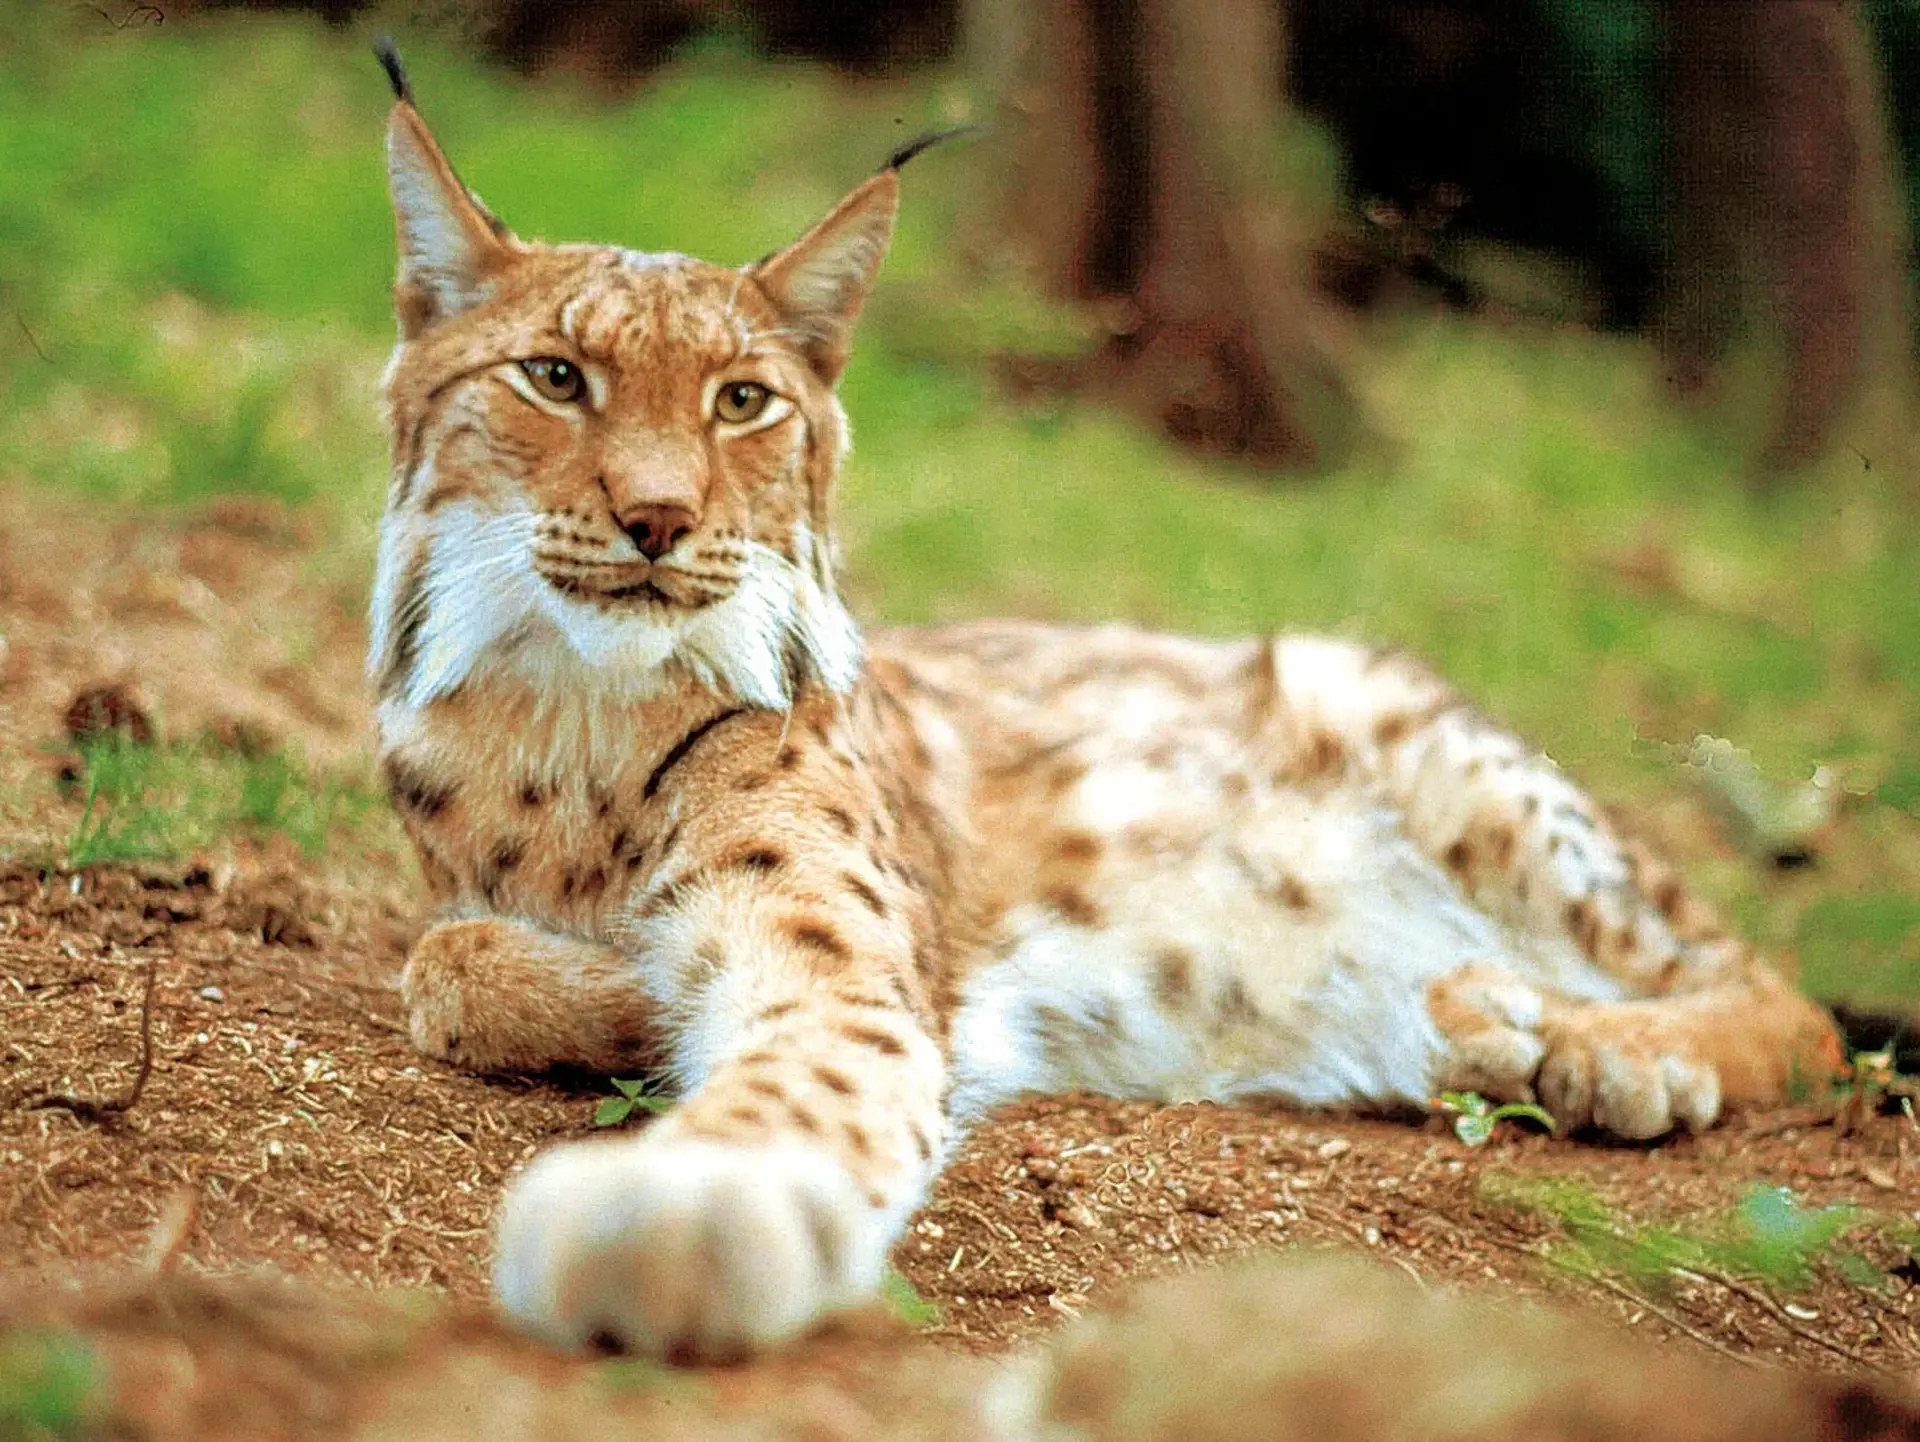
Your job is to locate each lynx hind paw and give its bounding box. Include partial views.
[1534,1015,1722,1140]
[1431,970,1722,1140]
[494,1136,892,1360]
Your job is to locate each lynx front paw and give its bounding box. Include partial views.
[493,1135,892,1360]
[401,921,504,1068]
[402,919,655,1074]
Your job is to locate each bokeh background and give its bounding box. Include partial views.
[1,0,1916,1007]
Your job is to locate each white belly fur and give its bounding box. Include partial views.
[946,785,1625,1122]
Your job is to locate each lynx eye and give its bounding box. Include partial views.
[520,357,585,404]
[714,381,772,425]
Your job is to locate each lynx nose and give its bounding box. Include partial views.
[619,504,696,562]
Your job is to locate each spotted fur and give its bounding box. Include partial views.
[368,81,1844,1360]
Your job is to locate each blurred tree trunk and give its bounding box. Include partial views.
[977,0,1352,470]
[1662,0,1913,470]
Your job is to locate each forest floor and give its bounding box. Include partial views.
[2,482,1918,1442]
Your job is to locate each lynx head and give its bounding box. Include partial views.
[368,56,902,713]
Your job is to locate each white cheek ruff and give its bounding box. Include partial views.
[372,493,864,713]
[402,505,549,708]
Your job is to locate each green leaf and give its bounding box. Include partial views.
[593,1096,634,1127]
[610,1077,647,1099]
[1454,1113,1496,1147]
[631,1092,674,1115]
[1487,1101,1559,1135]
[881,1266,939,1327]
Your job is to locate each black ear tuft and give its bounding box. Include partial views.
[880,125,981,174]
[373,36,413,105]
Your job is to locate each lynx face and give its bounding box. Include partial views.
[369,104,883,711]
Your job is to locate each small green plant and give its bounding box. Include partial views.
[1480,1173,1890,1295]
[881,1265,939,1327]
[0,1329,99,1440]
[1833,1046,1920,1133]
[1436,1090,1558,1147]
[593,1077,674,1128]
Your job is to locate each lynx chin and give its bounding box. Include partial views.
[366,48,1843,1360]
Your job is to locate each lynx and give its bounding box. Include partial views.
[367,51,1842,1360]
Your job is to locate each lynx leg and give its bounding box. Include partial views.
[1268,636,1773,996]
[492,882,948,1358]
[1431,962,1844,1138]
[402,918,660,1074]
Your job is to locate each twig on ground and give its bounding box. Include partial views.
[1678,1265,1889,1372]
[1585,1270,1758,1369]
[140,1187,199,1276]
[1481,1233,1756,1368]
[22,954,158,1122]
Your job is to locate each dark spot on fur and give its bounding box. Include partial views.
[1444,839,1473,876]
[724,1105,766,1129]
[842,1122,874,1159]
[785,917,852,963]
[811,1063,856,1096]
[839,1022,906,1057]
[1275,873,1313,910]
[727,845,786,873]
[383,755,454,819]
[1047,760,1088,796]
[1565,897,1602,957]
[823,806,858,839]
[790,1103,825,1136]
[1043,885,1103,927]
[743,1077,787,1102]
[759,999,801,1023]
[1277,728,1347,784]
[476,838,526,902]
[777,746,802,770]
[1373,711,1422,748]
[518,782,546,808]
[1051,831,1103,864]
[738,772,769,792]
[844,872,888,917]
[738,1048,780,1067]
[909,1124,933,1162]
[1153,946,1195,1007]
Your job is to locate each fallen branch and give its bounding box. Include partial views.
[24,954,158,1123]
[1678,1265,1890,1372]
[1585,1270,1759,1370]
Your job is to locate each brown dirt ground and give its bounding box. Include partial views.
[2,486,1919,1439]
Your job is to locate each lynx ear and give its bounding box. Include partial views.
[379,46,513,337]
[752,170,898,384]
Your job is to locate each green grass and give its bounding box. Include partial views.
[1479,1174,1908,1297]
[0,1330,98,1441]
[2,8,1916,997]
[12,735,382,871]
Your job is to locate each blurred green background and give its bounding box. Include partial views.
[0,2,1915,1004]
